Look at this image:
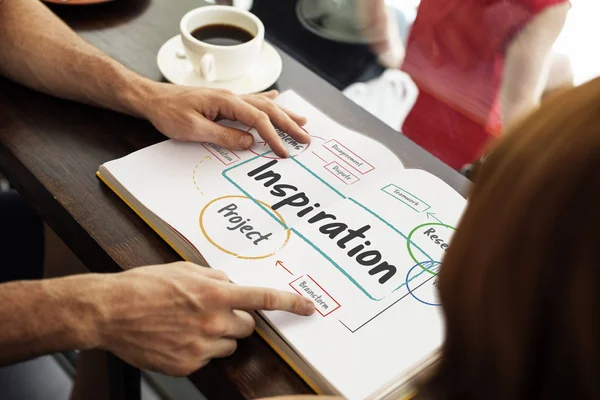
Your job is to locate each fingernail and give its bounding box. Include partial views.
[301,132,311,143]
[303,299,315,315]
[240,135,253,148]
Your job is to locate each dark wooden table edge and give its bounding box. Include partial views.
[0,144,121,273]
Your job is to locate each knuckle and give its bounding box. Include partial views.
[216,127,236,145]
[255,111,270,125]
[217,88,235,97]
[182,261,198,271]
[263,289,280,310]
[206,319,227,337]
[169,261,186,270]
[210,285,231,304]
[214,270,229,281]
[263,100,279,113]
[255,99,278,114]
[182,113,200,130]
[174,261,189,266]
[216,90,236,104]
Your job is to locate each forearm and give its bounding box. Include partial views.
[500,3,569,128]
[0,0,151,117]
[0,274,105,365]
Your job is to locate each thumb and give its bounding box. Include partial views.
[196,118,254,150]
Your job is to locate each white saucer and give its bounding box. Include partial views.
[296,0,367,44]
[157,35,283,95]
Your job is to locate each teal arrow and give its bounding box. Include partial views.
[426,211,442,223]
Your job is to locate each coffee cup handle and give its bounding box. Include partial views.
[200,53,216,82]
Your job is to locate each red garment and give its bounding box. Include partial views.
[401,0,568,169]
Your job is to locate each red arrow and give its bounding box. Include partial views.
[275,260,293,275]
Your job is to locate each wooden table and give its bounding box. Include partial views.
[0,0,468,398]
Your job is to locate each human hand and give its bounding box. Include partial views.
[138,85,309,158]
[96,262,315,376]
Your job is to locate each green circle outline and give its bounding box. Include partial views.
[406,222,456,275]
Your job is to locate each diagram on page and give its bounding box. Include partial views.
[190,115,464,334]
[100,90,469,400]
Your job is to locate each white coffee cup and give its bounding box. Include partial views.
[180,6,264,82]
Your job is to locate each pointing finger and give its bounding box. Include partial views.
[243,91,307,125]
[243,97,310,146]
[278,106,308,127]
[213,96,288,157]
[227,286,315,316]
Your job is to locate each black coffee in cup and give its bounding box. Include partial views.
[180,6,265,81]
[191,24,254,46]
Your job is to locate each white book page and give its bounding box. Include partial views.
[101,91,466,399]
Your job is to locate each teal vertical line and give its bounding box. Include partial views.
[291,228,381,301]
[290,157,347,199]
[348,198,433,263]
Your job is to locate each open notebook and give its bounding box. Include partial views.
[98,90,467,400]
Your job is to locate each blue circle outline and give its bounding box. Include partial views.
[405,261,442,306]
